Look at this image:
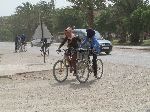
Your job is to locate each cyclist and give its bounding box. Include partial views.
[40,38,48,52]
[14,35,21,52]
[57,27,81,75]
[80,28,101,77]
[21,34,26,45]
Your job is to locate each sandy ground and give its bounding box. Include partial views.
[0,43,59,76]
[0,42,150,112]
[0,62,149,112]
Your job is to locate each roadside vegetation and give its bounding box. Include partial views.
[113,39,150,46]
[0,0,150,46]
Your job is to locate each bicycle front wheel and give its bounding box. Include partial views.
[76,60,89,83]
[53,60,68,83]
[95,59,103,79]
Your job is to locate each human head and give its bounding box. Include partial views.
[86,28,95,38]
[64,27,72,38]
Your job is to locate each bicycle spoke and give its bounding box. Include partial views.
[76,60,89,83]
[53,60,68,82]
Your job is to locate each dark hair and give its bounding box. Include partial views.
[86,29,95,38]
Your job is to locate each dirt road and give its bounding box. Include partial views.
[0,42,150,112]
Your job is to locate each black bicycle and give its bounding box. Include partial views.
[76,48,103,83]
[40,43,50,63]
[17,41,27,53]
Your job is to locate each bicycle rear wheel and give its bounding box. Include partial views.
[53,60,68,83]
[23,44,27,52]
[19,44,23,52]
[76,60,89,83]
[43,46,46,63]
[46,48,49,56]
[95,59,103,79]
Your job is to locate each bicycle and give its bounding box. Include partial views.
[17,42,27,52]
[53,49,72,82]
[75,48,103,83]
[53,48,103,83]
[40,43,50,63]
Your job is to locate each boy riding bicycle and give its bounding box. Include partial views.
[80,28,101,77]
[57,27,81,75]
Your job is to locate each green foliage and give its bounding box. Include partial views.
[95,8,117,33]
[67,0,105,28]
[129,4,150,44]
[0,16,13,41]
[0,0,150,46]
[52,8,85,32]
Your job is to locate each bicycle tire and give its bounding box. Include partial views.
[46,49,49,56]
[43,47,46,63]
[76,60,89,83]
[53,60,68,83]
[41,48,49,56]
[19,44,23,52]
[95,59,103,79]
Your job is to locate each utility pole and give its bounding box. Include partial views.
[39,11,44,40]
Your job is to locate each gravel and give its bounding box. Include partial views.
[0,62,149,112]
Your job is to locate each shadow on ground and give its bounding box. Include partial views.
[52,78,97,90]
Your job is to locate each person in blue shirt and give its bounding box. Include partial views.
[80,28,101,77]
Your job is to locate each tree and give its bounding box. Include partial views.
[67,0,105,28]
[129,4,150,44]
[52,8,85,33]
[0,17,13,41]
[11,1,55,41]
[95,6,117,33]
[107,0,148,44]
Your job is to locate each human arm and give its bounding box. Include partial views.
[76,36,81,42]
[58,37,67,49]
[93,37,101,53]
[79,37,88,48]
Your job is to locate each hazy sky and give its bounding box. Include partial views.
[0,0,72,16]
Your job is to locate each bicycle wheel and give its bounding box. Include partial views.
[46,48,49,56]
[53,60,68,83]
[19,44,23,52]
[23,44,27,52]
[43,46,46,63]
[95,59,103,79]
[76,60,89,83]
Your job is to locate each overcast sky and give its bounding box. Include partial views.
[0,0,72,17]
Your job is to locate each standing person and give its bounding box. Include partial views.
[14,35,20,52]
[80,28,101,77]
[57,27,81,75]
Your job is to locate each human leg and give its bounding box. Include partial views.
[92,53,97,76]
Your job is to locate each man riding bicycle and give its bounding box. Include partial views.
[14,35,21,52]
[40,38,49,52]
[21,34,26,45]
[57,27,81,75]
[80,28,101,77]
